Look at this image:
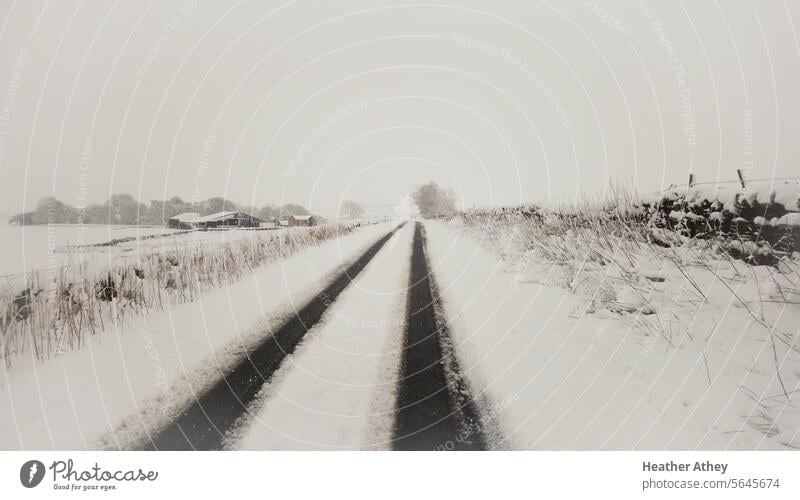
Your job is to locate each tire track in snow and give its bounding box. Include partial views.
[392,222,486,450]
[142,224,405,450]
[233,225,412,450]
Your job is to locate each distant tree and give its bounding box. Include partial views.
[165,196,191,217]
[158,196,193,223]
[257,204,279,221]
[31,196,76,224]
[8,211,34,225]
[140,201,164,225]
[7,194,306,226]
[280,203,309,217]
[83,203,109,224]
[104,194,146,225]
[201,197,237,215]
[412,182,456,218]
[139,197,190,225]
[339,200,364,218]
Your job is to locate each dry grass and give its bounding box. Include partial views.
[456,186,800,398]
[461,184,799,289]
[0,224,364,365]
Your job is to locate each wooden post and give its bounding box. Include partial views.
[736,169,746,188]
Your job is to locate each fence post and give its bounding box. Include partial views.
[736,169,746,188]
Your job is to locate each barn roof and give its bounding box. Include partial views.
[169,212,200,221]
[192,211,263,223]
[193,211,239,222]
[290,215,313,221]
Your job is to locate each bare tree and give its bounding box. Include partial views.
[412,182,456,218]
[339,200,365,218]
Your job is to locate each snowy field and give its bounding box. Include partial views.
[0,224,307,280]
[0,224,180,277]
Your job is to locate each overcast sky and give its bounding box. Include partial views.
[0,0,798,214]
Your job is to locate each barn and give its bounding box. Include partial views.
[192,211,264,228]
[167,212,200,229]
[288,215,316,227]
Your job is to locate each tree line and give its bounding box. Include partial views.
[8,194,310,226]
[8,184,454,225]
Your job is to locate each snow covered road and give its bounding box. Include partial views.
[147,221,485,450]
[393,223,485,450]
[144,224,406,450]
[234,224,412,450]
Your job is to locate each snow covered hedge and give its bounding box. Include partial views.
[639,182,800,264]
[459,181,800,265]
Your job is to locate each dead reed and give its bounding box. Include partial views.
[0,224,361,365]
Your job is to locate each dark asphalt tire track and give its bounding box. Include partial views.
[142,224,404,450]
[392,222,486,451]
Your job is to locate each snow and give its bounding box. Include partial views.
[191,211,239,223]
[0,224,322,295]
[0,224,180,277]
[424,221,800,450]
[234,224,413,450]
[652,181,800,214]
[0,223,396,450]
[775,213,800,226]
[4,215,797,451]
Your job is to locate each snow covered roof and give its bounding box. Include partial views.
[290,215,313,220]
[192,211,239,223]
[168,212,200,221]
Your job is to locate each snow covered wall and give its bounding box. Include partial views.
[642,181,800,262]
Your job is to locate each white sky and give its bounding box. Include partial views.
[0,0,798,214]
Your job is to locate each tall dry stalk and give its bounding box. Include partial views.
[0,223,370,366]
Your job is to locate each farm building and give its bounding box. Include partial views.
[167,212,200,229]
[191,211,264,228]
[288,215,316,227]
